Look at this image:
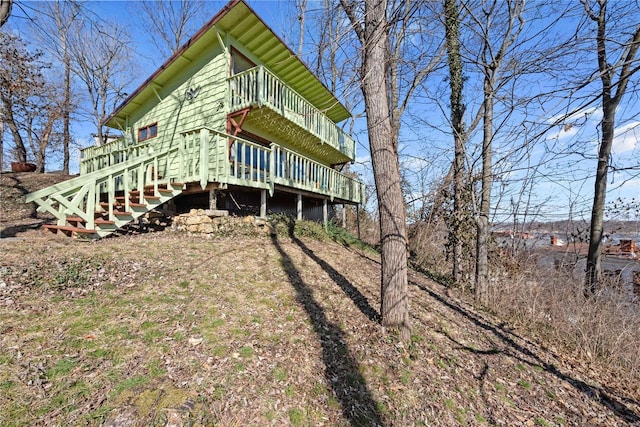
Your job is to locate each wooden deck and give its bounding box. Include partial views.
[27,129,364,238]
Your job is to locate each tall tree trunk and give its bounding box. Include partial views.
[444,0,467,285]
[585,102,615,293]
[0,118,4,169]
[62,35,71,174]
[296,0,307,57]
[475,77,493,305]
[344,0,410,340]
[584,0,640,294]
[2,100,27,163]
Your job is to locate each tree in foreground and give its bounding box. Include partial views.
[340,0,411,340]
[584,0,640,294]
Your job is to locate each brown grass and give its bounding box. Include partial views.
[1,174,640,426]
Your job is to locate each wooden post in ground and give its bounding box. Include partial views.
[209,189,217,210]
[260,189,267,218]
[356,204,361,240]
[323,199,328,226]
[297,194,303,220]
[342,204,346,228]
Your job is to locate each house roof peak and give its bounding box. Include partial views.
[104,0,351,128]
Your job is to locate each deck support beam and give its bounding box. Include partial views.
[342,204,346,228]
[297,194,303,220]
[323,199,328,226]
[209,189,217,210]
[356,204,361,240]
[260,189,267,218]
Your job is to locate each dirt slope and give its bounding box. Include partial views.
[0,172,74,237]
[0,173,639,426]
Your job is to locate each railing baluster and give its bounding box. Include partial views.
[227,67,355,159]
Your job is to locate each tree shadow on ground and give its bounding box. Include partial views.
[269,233,384,426]
[5,174,38,217]
[0,221,50,238]
[290,235,381,323]
[411,278,640,424]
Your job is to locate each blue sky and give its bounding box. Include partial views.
[6,0,640,224]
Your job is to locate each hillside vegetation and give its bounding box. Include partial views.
[1,172,639,426]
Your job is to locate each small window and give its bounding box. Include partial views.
[138,123,158,142]
[231,48,255,75]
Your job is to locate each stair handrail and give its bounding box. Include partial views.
[26,145,180,203]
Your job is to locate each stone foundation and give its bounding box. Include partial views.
[171,209,274,236]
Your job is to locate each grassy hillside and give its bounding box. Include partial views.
[1,173,639,426]
[0,172,74,238]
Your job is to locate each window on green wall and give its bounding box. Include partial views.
[138,123,158,142]
[231,48,255,75]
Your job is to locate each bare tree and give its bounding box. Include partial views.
[0,32,64,172]
[136,0,209,59]
[583,0,640,294]
[24,85,64,172]
[443,0,468,285]
[67,19,134,145]
[0,32,44,164]
[31,1,82,173]
[340,0,410,339]
[465,0,526,304]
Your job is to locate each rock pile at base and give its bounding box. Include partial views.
[171,209,274,236]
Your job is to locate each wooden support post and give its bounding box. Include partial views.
[209,188,217,210]
[323,199,328,226]
[260,189,267,218]
[297,194,303,220]
[342,204,346,228]
[356,204,361,240]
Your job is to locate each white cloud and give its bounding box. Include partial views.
[612,121,640,154]
[546,107,602,141]
[546,124,578,141]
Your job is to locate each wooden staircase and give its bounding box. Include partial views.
[25,143,187,239]
[40,182,184,238]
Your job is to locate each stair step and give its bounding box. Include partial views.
[113,211,133,217]
[66,216,85,224]
[43,224,97,237]
[143,184,168,190]
[95,218,116,225]
[99,201,147,208]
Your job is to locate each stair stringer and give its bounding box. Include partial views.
[25,144,191,239]
[94,184,184,238]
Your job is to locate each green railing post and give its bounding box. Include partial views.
[257,66,264,108]
[200,128,210,189]
[86,184,96,230]
[269,143,275,196]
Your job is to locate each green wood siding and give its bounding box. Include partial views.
[128,44,227,152]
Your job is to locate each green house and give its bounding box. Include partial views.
[26,0,365,238]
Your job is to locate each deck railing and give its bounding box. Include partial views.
[80,138,151,175]
[75,128,365,205]
[26,146,180,231]
[184,128,365,205]
[228,66,356,160]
